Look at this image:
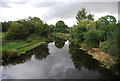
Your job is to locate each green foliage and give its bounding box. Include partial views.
[84,29,104,48]
[70,25,86,44]
[34,23,50,37]
[28,16,42,23]
[76,8,94,24]
[48,24,55,33]
[98,15,116,25]
[86,14,94,20]
[4,17,53,40]
[100,27,118,59]
[2,21,12,32]
[55,20,68,33]
[2,34,47,56]
[6,22,29,40]
[0,32,6,38]
[70,19,97,44]
[17,20,35,34]
[76,8,87,23]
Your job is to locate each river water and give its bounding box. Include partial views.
[1,38,118,79]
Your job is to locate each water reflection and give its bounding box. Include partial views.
[54,37,66,49]
[2,44,50,66]
[69,43,100,71]
[1,40,119,79]
[2,53,32,66]
[69,43,118,79]
[26,44,50,61]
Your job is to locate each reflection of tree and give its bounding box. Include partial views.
[69,43,100,71]
[2,44,50,66]
[2,53,33,66]
[54,37,66,49]
[69,43,119,79]
[28,44,50,61]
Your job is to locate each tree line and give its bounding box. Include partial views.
[2,17,69,40]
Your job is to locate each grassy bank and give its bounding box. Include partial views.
[2,34,50,61]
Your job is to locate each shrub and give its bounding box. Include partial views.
[84,29,104,48]
[6,22,29,40]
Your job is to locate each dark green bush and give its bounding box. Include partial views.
[6,22,29,40]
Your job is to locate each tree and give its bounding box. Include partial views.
[70,24,87,44]
[76,8,94,24]
[84,29,104,48]
[86,14,94,20]
[76,8,87,23]
[98,15,116,25]
[100,23,118,58]
[2,21,12,32]
[28,16,42,23]
[6,22,29,40]
[55,20,68,33]
[17,20,35,34]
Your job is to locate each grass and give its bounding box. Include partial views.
[2,34,48,55]
[0,32,6,38]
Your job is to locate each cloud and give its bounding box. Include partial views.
[0,0,118,26]
[0,2,11,8]
[40,2,118,20]
[0,0,29,8]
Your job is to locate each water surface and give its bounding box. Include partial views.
[1,38,118,79]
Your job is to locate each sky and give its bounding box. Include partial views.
[0,0,119,27]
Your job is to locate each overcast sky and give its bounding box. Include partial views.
[0,0,119,26]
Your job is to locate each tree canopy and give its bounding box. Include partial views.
[76,8,94,24]
[98,15,116,25]
[55,20,68,33]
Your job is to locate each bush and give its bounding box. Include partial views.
[70,25,87,44]
[84,29,104,48]
[100,30,118,59]
[6,22,29,40]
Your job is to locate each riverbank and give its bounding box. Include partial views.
[52,33,116,70]
[87,48,120,75]
[87,48,115,69]
[2,34,52,62]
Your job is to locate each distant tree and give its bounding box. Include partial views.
[76,8,87,23]
[55,20,68,33]
[48,24,55,33]
[98,15,116,25]
[86,14,94,20]
[76,8,94,24]
[34,22,43,35]
[2,21,12,32]
[28,16,42,23]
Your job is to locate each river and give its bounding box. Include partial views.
[1,38,118,79]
